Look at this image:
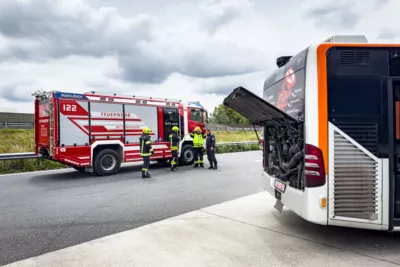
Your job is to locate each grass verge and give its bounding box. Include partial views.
[0,129,260,174]
[215,144,260,154]
[0,129,66,174]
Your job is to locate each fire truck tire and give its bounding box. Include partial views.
[93,148,121,176]
[179,144,195,165]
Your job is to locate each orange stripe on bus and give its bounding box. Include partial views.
[316,43,400,175]
[317,44,329,174]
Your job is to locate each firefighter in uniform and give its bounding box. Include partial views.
[206,128,218,169]
[169,126,180,171]
[139,126,154,178]
[190,126,206,168]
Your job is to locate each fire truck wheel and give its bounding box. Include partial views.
[93,148,121,176]
[179,144,194,165]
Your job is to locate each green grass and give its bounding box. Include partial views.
[0,129,260,174]
[0,129,66,174]
[214,130,260,143]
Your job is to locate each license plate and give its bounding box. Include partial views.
[274,179,286,193]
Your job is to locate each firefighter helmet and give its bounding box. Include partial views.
[172,126,179,132]
[142,127,151,134]
[194,126,201,132]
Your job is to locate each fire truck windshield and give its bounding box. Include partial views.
[190,109,207,124]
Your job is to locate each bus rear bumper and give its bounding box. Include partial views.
[261,171,275,196]
[262,171,328,226]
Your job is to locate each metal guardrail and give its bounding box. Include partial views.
[215,141,259,146]
[0,142,260,161]
[0,122,34,129]
[0,152,41,160]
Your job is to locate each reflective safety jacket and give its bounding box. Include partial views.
[139,134,153,156]
[190,131,206,148]
[169,132,180,151]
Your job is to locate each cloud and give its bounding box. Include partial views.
[0,0,399,114]
[304,1,361,29]
[0,78,37,102]
[377,29,397,40]
[0,0,266,84]
[0,0,154,59]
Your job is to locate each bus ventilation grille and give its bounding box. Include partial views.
[340,51,371,66]
[334,123,378,156]
[333,131,379,221]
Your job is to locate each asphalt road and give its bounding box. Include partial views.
[0,151,265,266]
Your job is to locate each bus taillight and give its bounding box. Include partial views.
[304,144,326,188]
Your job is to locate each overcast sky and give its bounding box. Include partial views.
[0,0,397,114]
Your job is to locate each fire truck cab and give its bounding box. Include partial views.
[33,90,208,176]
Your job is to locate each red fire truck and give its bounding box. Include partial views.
[33,90,208,176]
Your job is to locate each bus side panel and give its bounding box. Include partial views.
[279,45,328,226]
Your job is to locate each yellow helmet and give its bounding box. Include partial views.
[194,126,201,132]
[172,126,179,132]
[142,127,151,134]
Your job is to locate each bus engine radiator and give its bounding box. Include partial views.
[330,123,380,221]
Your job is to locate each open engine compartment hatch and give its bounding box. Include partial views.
[223,86,299,127]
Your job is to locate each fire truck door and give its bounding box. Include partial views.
[162,107,179,141]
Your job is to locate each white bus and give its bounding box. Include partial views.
[224,35,400,231]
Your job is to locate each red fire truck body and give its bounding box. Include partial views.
[33,90,208,176]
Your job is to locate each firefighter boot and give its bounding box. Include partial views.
[213,162,218,169]
[142,170,151,178]
[171,162,178,171]
[208,164,213,169]
[200,163,204,168]
[193,162,199,168]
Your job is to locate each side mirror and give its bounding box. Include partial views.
[203,109,209,124]
[276,56,292,68]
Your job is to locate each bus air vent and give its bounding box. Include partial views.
[340,51,371,67]
[332,128,379,221]
[334,123,378,155]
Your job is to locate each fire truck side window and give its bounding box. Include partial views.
[190,109,202,123]
[162,107,179,141]
[163,110,177,121]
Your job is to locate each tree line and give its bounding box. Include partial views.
[208,104,250,125]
